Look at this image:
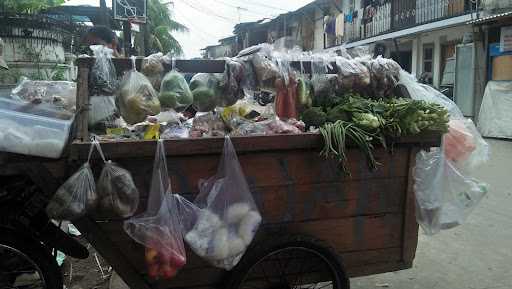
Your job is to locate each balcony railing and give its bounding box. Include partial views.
[341,0,478,45]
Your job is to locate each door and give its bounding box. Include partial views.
[454,43,475,117]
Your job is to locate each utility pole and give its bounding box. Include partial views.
[236,6,248,23]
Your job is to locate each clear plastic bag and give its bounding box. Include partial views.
[190,73,222,112]
[124,140,187,280]
[221,58,245,107]
[90,45,118,95]
[95,156,140,219]
[142,53,165,91]
[335,56,370,92]
[118,58,161,125]
[414,148,488,235]
[160,70,193,110]
[184,136,262,270]
[46,141,100,220]
[11,78,76,112]
[88,95,119,131]
[400,70,490,234]
[190,112,226,138]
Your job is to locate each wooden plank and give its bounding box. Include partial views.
[70,133,442,160]
[401,147,420,264]
[73,218,152,289]
[76,64,90,141]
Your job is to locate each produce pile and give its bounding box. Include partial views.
[88,45,450,174]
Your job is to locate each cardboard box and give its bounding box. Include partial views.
[492,55,512,80]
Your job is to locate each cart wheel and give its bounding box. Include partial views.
[0,228,63,289]
[225,235,350,289]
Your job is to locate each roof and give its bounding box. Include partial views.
[219,35,236,43]
[467,11,512,25]
[201,44,222,51]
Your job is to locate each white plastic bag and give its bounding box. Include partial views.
[124,140,187,280]
[90,45,118,95]
[414,148,488,235]
[46,141,101,220]
[184,136,262,270]
[400,71,490,234]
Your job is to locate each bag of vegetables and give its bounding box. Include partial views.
[46,140,101,220]
[93,143,140,219]
[184,136,262,270]
[124,140,187,280]
[142,53,165,91]
[89,45,118,95]
[118,58,161,125]
[159,70,193,110]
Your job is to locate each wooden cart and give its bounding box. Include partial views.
[0,58,441,289]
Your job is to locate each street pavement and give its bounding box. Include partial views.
[352,139,512,289]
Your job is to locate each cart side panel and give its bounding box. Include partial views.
[74,143,419,288]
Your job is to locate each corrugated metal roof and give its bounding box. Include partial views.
[467,11,512,24]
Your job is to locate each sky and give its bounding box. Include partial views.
[64,0,313,58]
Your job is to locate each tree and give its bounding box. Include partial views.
[0,0,66,14]
[137,0,188,56]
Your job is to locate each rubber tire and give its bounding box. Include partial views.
[0,228,63,289]
[224,234,350,289]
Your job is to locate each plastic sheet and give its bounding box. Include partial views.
[90,45,118,95]
[124,140,187,280]
[118,58,161,125]
[478,80,512,139]
[46,141,100,220]
[11,78,76,112]
[184,136,262,270]
[400,71,490,234]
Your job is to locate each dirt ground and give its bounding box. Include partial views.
[61,237,112,289]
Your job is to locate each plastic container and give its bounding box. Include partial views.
[0,102,73,158]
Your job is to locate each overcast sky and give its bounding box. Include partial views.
[65,0,313,58]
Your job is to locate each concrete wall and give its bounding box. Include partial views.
[313,8,324,51]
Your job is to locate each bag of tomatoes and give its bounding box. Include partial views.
[124,140,188,280]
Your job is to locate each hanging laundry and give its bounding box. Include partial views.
[324,16,336,35]
[336,13,345,37]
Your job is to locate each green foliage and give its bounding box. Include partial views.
[135,0,188,56]
[1,0,66,14]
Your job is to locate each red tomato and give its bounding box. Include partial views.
[160,265,178,279]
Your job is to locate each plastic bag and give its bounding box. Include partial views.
[88,95,119,131]
[159,70,193,110]
[190,112,226,138]
[221,58,245,107]
[118,58,161,125]
[335,56,370,92]
[478,80,512,139]
[184,136,262,270]
[190,73,222,112]
[359,56,401,98]
[90,45,118,95]
[414,148,488,235]
[400,71,490,234]
[46,141,100,220]
[11,78,76,112]
[124,140,187,280]
[95,155,140,219]
[142,53,165,91]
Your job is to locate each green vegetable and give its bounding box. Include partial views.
[159,71,193,109]
[301,107,327,129]
[326,105,350,123]
[297,78,313,108]
[192,87,218,112]
[353,113,380,129]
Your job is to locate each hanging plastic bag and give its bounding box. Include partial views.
[159,70,193,110]
[190,73,222,112]
[399,71,490,235]
[142,53,165,91]
[414,148,488,235]
[335,56,370,93]
[184,136,262,270]
[124,140,187,280]
[94,143,140,219]
[119,58,161,125]
[46,141,101,220]
[90,45,118,95]
[88,95,119,132]
[220,58,245,107]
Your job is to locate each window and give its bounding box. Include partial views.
[422,44,434,85]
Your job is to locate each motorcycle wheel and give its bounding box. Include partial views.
[0,228,63,289]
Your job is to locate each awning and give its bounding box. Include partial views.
[467,11,512,25]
